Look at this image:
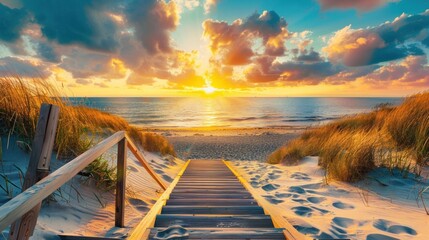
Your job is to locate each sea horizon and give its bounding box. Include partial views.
[70,97,404,129]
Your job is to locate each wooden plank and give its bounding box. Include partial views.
[128,160,190,240]
[0,131,126,232]
[149,228,285,239]
[59,235,121,240]
[161,206,265,215]
[125,134,167,190]
[171,189,250,194]
[10,103,60,240]
[169,193,253,199]
[165,198,258,206]
[223,160,308,240]
[154,215,274,228]
[115,138,127,227]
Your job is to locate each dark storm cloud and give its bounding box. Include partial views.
[0,3,28,42]
[36,41,61,63]
[22,0,120,52]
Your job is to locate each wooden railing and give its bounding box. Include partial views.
[0,130,167,237]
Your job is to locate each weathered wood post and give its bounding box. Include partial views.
[9,103,59,240]
[115,138,127,227]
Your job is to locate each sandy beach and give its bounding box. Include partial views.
[147,127,304,161]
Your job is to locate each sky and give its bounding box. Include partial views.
[0,0,429,97]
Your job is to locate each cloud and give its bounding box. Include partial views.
[324,11,429,66]
[0,3,29,42]
[363,55,429,86]
[204,0,218,14]
[318,0,397,12]
[203,10,289,67]
[22,0,120,52]
[0,57,50,78]
[126,0,180,54]
[175,0,200,11]
[36,41,61,63]
[245,55,342,85]
[294,48,324,62]
[59,49,127,80]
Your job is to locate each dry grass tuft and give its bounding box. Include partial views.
[268,92,429,182]
[0,76,176,189]
[128,127,176,157]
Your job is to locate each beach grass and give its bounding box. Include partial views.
[268,92,429,182]
[0,76,176,188]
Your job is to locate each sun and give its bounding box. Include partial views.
[203,85,216,94]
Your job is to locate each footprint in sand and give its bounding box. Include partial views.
[128,197,149,211]
[290,172,311,180]
[250,181,260,188]
[261,183,279,192]
[330,217,360,238]
[332,217,358,228]
[366,233,399,240]
[294,225,320,235]
[292,198,307,204]
[127,165,139,172]
[263,195,284,204]
[311,206,330,215]
[291,206,313,217]
[373,219,417,236]
[275,193,292,198]
[288,186,306,194]
[162,174,173,182]
[332,201,355,210]
[307,196,326,204]
[268,173,281,180]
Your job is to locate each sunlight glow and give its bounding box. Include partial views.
[203,85,216,94]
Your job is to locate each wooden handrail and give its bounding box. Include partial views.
[0,130,169,233]
[223,160,308,240]
[125,134,167,190]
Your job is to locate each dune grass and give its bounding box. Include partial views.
[268,93,429,182]
[0,76,176,189]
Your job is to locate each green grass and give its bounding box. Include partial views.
[268,92,429,182]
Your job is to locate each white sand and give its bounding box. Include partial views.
[0,136,185,239]
[233,157,429,240]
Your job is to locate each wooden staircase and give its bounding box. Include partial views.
[147,160,286,239]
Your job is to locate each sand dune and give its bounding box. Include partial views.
[233,157,429,240]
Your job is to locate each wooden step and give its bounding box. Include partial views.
[59,235,121,240]
[169,193,253,199]
[149,227,285,239]
[175,183,244,187]
[172,189,250,194]
[154,215,274,228]
[166,198,258,206]
[161,206,265,215]
[174,185,245,189]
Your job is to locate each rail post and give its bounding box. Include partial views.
[115,138,127,227]
[9,103,60,240]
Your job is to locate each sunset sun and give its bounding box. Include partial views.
[203,85,216,94]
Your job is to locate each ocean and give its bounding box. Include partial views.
[70,97,403,128]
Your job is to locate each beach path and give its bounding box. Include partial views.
[147,159,286,239]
